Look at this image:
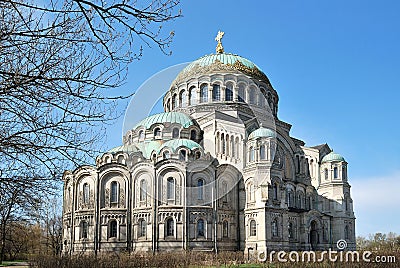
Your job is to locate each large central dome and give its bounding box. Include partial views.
[163,33,279,119]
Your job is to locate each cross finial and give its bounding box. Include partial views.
[215,30,225,53]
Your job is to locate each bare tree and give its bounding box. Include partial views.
[0,178,44,262]
[0,0,181,178]
[0,0,181,262]
[40,194,63,256]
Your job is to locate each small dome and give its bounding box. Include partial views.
[107,144,140,154]
[157,139,202,153]
[136,140,163,158]
[248,127,276,140]
[134,112,194,130]
[322,152,346,163]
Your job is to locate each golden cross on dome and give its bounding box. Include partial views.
[215,30,225,53]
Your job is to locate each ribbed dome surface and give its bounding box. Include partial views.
[248,127,276,140]
[157,139,202,153]
[134,112,194,129]
[322,152,346,163]
[172,52,270,85]
[183,53,262,71]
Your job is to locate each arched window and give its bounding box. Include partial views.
[342,166,347,180]
[272,219,278,237]
[138,130,145,140]
[166,98,171,111]
[225,86,233,101]
[195,151,201,159]
[249,88,256,104]
[296,155,300,173]
[231,138,235,158]
[154,127,161,138]
[172,94,177,109]
[288,222,294,239]
[225,135,230,156]
[190,130,196,141]
[324,168,329,180]
[344,225,349,240]
[305,158,310,176]
[83,183,89,204]
[248,183,255,202]
[200,84,208,103]
[80,221,88,239]
[223,221,229,237]
[179,150,186,161]
[250,220,257,236]
[189,87,197,105]
[260,145,266,160]
[163,151,170,159]
[238,85,245,102]
[287,189,294,207]
[140,179,147,201]
[172,128,180,138]
[167,177,175,199]
[179,90,187,107]
[333,167,338,179]
[197,219,205,237]
[111,181,118,203]
[139,219,146,237]
[297,192,304,209]
[212,84,220,101]
[249,147,255,162]
[273,183,278,200]
[197,178,204,200]
[166,218,174,236]
[235,137,240,159]
[221,134,226,154]
[109,220,117,238]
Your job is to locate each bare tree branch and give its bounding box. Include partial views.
[0,1,181,262]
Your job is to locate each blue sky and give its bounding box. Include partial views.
[105,0,400,237]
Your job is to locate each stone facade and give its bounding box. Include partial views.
[62,51,356,254]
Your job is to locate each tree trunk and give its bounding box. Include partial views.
[0,222,6,264]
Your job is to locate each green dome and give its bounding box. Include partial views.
[136,140,163,158]
[134,112,194,130]
[184,53,262,71]
[173,53,270,84]
[157,139,202,153]
[248,127,276,140]
[322,152,346,163]
[107,144,140,154]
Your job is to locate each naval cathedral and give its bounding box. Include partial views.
[62,32,356,255]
